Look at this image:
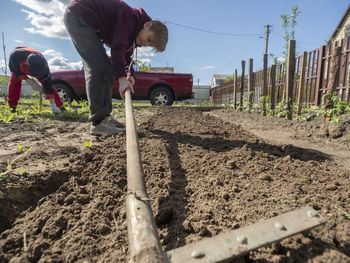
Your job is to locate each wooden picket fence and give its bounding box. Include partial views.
[211,37,350,107]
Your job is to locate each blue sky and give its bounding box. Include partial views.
[0,0,348,84]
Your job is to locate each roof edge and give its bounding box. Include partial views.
[330,4,350,41]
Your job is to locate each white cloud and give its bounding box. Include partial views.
[132,47,155,65]
[42,49,62,57]
[13,0,68,16]
[137,58,151,64]
[13,0,69,39]
[136,47,155,57]
[276,57,285,63]
[22,9,68,39]
[43,49,82,71]
[203,65,216,69]
[12,0,158,65]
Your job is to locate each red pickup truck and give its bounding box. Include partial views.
[51,69,193,106]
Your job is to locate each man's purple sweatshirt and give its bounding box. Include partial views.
[68,0,151,79]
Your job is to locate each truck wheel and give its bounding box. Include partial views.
[54,83,74,103]
[150,87,174,106]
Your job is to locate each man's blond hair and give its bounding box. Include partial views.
[150,21,168,52]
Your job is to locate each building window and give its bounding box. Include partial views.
[346,25,350,37]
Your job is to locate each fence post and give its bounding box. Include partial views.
[314,45,325,106]
[262,54,268,116]
[220,86,222,104]
[324,45,342,122]
[233,69,238,109]
[270,64,276,111]
[286,40,296,120]
[276,65,282,103]
[248,58,253,111]
[297,52,308,115]
[228,80,231,104]
[39,91,43,111]
[240,60,245,111]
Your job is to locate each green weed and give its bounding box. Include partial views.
[301,178,308,183]
[0,147,32,178]
[0,106,15,123]
[335,205,350,220]
[84,142,92,148]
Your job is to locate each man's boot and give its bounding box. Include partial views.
[10,106,16,113]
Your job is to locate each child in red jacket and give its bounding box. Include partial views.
[8,47,66,113]
[64,0,168,136]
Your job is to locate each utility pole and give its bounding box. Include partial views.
[2,32,7,75]
[264,25,272,55]
[262,25,272,116]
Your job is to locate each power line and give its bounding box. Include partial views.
[153,18,265,37]
[271,31,322,45]
[219,37,262,70]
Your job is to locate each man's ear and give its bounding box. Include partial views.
[144,21,152,28]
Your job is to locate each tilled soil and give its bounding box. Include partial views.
[0,107,349,262]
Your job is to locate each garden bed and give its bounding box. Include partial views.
[0,105,349,262]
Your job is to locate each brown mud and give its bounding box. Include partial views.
[0,107,349,262]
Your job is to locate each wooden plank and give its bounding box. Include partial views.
[314,45,325,106]
[270,64,276,110]
[297,52,308,115]
[263,54,268,116]
[324,46,342,122]
[240,61,245,111]
[234,69,238,109]
[248,58,253,110]
[286,40,296,120]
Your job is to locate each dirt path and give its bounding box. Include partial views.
[208,109,350,170]
[0,107,349,262]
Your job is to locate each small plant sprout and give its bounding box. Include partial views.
[18,144,23,152]
[0,110,15,123]
[301,178,308,183]
[0,147,32,178]
[0,191,3,199]
[19,169,27,174]
[0,160,11,180]
[84,142,92,148]
[334,205,350,220]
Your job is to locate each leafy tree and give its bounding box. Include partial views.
[281,5,300,57]
[278,5,300,104]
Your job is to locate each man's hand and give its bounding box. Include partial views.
[49,98,61,113]
[126,75,135,86]
[50,104,61,113]
[119,77,134,100]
